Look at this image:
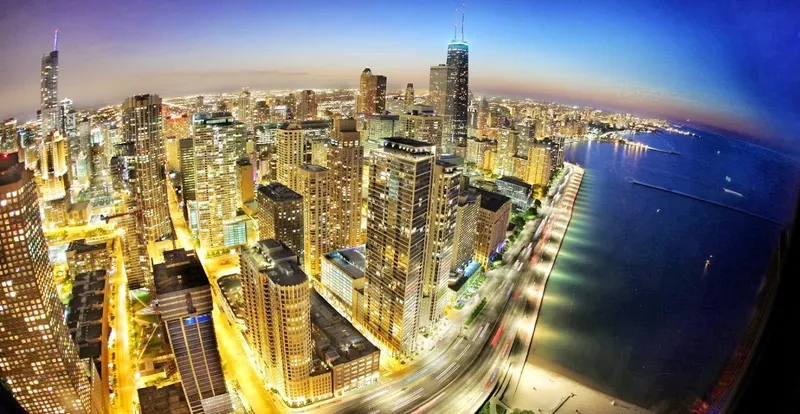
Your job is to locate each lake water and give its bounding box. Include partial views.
[530,130,800,411]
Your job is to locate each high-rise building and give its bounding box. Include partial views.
[359,114,397,156]
[239,240,312,406]
[37,129,69,202]
[428,64,450,117]
[237,159,254,204]
[190,113,245,250]
[473,188,511,268]
[276,123,305,191]
[121,94,172,244]
[451,189,480,272]
[467,104,479,137]
[526,142,552,186]
[420,160,460,329]
[296,90,317,120]
[320,245,366,319]
[40,31,60,137]
[397,107,444,151]
[1,118,19,154]
[179,137,196,200]
[109,157,150,288]
[327,118,364,247]
[445,19,469,145]
[477,97,489,137]
[364,138,434,355]
[466,137,496,172]
[357,68,387,115]
[296,165,332,280]
[256,183,304,261]
[153,249,232,414]
[404,83,415,106]
[238,88,252,125]
[0,153,97,414]
[495,126,518,177]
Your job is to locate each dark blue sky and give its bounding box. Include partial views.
[0,0,797,151]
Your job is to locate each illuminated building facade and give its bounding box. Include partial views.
[191,113,246,250]
[526,142,553,186]
[1,118,19,154]
[320,246,366,318]
[357,68,387,115]
[359,114,397,156]
[238,88,252,125]
[451,189,480,272]
[239,240,312,406]
[296,89,317,120]
[153,249,232,414]
[256,183,304,262]
[473,188,511,268]
[428,64,450,117]
[327,118,364,247]
[445,35,469,145]
[121,94,172,243]
[364,138,434,355]
[297,165,332,280]
[404,83,415,106]
[276,122,304,191]
[0,153,97,414]
[397,107,444,151]
[466,137,496,172]
[40,31,60,138]
[420,160,460,329]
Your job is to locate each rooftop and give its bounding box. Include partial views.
[473,187,512,212]
[299,164,328,173]
[497,176,533,191]
[243,240,307,287]
[257,182,302,201]
[310,290,379,365]
[67,239,108,254]
[323,246,366,280]
[153,249,210,295]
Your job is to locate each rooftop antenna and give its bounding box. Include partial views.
[53,29,59,52]
[461,12,465,41]
[453,8,458,41]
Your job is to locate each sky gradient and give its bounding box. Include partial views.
[0,0,797,151]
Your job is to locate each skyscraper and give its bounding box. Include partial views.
[238,88,252,125]
[0,118,19,154]
[256,183,304,261]
[364,138,434,355]
[445,16,469,146]
[239,240,312,406]
[276,122,304,191]
[296,164,332,280]
[40,31,60,138]
[428,64,450,118]
[404,83,415,106]
[296,90,317,120]
[0,153,96,414]
[420,160,460,329]
[473,188,511,268]
[357,68,387,115]
[526,142,553,186]
[191,113,246,250]
[451,188,480,272]
[121,94,172,245]
[397,107,444,151]
[327,118,364,247]
[153,249,232,414]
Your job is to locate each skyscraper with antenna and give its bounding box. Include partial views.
[445,10,469,148]
[40,30,60,137]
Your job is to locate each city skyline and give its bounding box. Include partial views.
[0,0,797,151]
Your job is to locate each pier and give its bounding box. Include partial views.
[631,180,781,225]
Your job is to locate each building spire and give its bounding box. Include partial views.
[53,29,58,52]
[461,12,465,41]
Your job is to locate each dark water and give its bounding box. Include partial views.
[530,130,800,411]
